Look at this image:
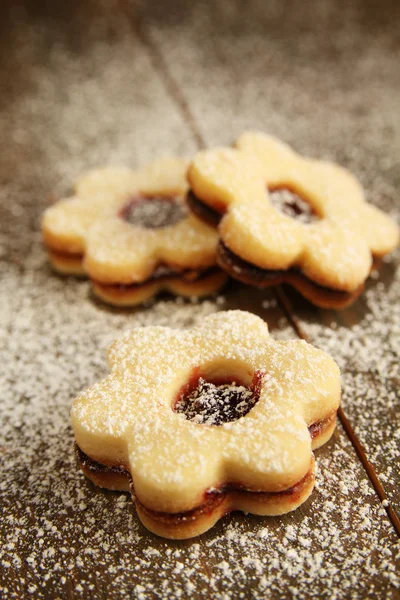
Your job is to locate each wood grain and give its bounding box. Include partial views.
[281,264,400,520]
[0,1,399,599]
[133,0,400,525]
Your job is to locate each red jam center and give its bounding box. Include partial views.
[268,187,319,224]
[174,371,263,426]
[120,195,187,229]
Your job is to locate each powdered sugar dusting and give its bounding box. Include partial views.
[174,378,257,425]
[293,250,400,513]
[268,188,320,224]
[1,0,399,597]
[121,196,188,229]
[1,240,398,597]
[1,414,399,598]
[1,236,398,597]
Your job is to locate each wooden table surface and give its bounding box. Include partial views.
[0,1,399,598]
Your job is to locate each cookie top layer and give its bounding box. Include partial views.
[71,310,340,514]
[188,133,399,292]
[42,157,219,283]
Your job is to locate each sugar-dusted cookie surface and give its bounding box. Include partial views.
[42,157,227,305]
[71,310,340,539]
[187,134,399,308]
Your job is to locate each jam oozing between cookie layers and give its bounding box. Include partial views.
[76,443,315,524]
[174,370,264,426]
[92,266,220,294]
[217,242,364,307]
[120,195,187,229]
[186,190,222,227]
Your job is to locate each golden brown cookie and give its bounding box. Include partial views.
[42,158,227,305]
[71,311,341,539]
[187,133,399,308]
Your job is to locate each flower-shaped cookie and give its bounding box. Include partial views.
[71,311,340,539]
[187,133,399,308]
[42,157,226,306]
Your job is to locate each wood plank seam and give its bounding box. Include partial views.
[117,0,205,150]
[274,286,400,538]
[118,0,400,539]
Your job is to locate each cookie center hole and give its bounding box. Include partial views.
[174,371,263,426]
[120,195,187,229]
[268,186,320,224]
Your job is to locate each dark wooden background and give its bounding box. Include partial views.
[0,1,399,598]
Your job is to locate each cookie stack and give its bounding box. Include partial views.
[42,132,399,310]
[71,310,341,539]
[42,133,399,540]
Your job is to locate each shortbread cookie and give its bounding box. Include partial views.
[71,311,341,539]
[42,158,227,305]
[187,133,399,308]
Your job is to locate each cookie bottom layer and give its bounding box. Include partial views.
[136,465,315,539]
[48,249,85,276]
[46,245,227,305]
[75,411,336,539]
[218,243,364,309]
[76,444,315,539]
[91,268,228,307]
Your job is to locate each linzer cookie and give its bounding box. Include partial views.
[187,133,399,308]
[42,157,227,306]
[71,310,341,539]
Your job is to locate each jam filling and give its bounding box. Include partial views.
[268,186,320,224]
[186,190,222,227]
[76,436,318,523]
[308,411,336,440]
[93,266,219,292]
[120,195,187,229]
[75,444,129,476]
[76,443,314,522]
[134,465,314,525]
[218,242,286,286]
[174,370,264,426]
[217,242,355,298]
[48,249,83,260]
